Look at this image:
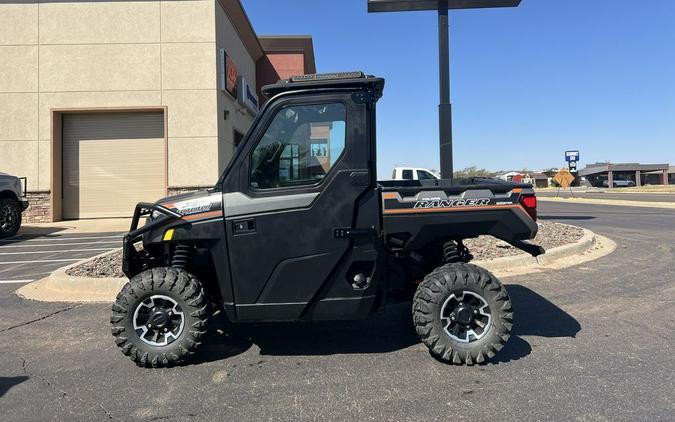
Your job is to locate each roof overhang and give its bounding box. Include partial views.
[219,0,264,60]
[579,163,670,176]
[367,0,521,13]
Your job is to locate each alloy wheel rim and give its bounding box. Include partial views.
[133,295,185,347]
[440,291,492,343]
[0,205,17,231]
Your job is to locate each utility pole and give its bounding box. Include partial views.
[367,0,521,181]
[437,1,453,179]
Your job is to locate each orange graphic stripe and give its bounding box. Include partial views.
[382,193,398,199]
[382,204,519,215]
[181,210,223,221]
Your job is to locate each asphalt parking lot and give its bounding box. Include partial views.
[0,232,122,284]
[0,202,673,421]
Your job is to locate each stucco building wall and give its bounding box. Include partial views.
[0,0,314,221]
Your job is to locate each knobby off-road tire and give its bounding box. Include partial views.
[111,267,209,368]
[413,263,512,365]
[0,198,22,238]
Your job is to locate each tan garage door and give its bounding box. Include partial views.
[62,112,165,219]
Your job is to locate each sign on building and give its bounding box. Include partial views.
[237,77,259,115]
[219,49,238,97]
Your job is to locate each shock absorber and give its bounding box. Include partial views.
[171,244,192,270]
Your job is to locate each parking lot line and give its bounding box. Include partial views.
[0,235,122,244]
[0,241,120,249]
[0,248,113,255]
[0,279,34,284]
[0,258,82,265]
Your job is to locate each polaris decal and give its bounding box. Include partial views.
[413,198,492,209]
[173,196,222,216]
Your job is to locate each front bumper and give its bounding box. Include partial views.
[122,202,182,278]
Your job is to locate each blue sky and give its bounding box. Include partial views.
[242,0,675,178]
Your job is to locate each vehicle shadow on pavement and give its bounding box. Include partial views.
[192,287,580,365]
[0,376,29,398]
[0,227,68,245]
[489,284,582,364]
[193,302,420,362]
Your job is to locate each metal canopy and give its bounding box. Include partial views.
[368,0,521,13]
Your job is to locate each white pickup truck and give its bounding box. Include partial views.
[391,166,440,181]
[0,172,28,238]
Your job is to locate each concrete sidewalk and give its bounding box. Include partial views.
[22,218,132,235]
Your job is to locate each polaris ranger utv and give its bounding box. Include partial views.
[112,72,542,367]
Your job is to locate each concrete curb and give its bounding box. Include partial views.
[473,226,596,272]
[16,249,127,303]
[17,226,600,303]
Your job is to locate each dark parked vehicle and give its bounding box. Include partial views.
[0,172,28,238]
[111,72,542,367]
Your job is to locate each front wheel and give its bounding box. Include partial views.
[0,198,22,238]
[413,263,513,365]
[111,267,210,367]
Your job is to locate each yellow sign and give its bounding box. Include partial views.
[553,168,575,188]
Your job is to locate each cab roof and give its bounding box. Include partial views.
[262,71,385,99]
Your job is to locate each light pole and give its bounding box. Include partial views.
[367,0,521,181]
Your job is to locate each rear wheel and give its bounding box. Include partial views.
[0,198,21,238]
[412,263,512,365]
[111,267,210,367]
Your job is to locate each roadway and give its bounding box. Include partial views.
[537,189,675,202]
[0,202,673,421]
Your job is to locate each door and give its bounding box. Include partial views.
[62,112,165,219]
[224,95,379,321]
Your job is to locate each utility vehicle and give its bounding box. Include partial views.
[392,166,440,181]
[0,172,28,238]
[111,72,542,367]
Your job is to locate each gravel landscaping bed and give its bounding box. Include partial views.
[66,221,584,278]
[66,249,124,278]
[465,221,585,261]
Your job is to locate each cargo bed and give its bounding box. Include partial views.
[378,178,540,253]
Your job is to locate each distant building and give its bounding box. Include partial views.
[579,163,670,188]
[496,171,523,182]
[523,173,549,188]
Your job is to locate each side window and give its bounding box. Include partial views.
[417,170,437,180]
[249,103,346,190]
[402,169,413,180]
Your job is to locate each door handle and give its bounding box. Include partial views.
[233,218,256,235]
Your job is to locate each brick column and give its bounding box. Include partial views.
[635,170,641,187]
[607,171,614,189]
[664,170,669,185]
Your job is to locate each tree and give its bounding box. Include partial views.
[453,166,497,179]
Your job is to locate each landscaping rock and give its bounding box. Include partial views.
[464,221,584,261]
